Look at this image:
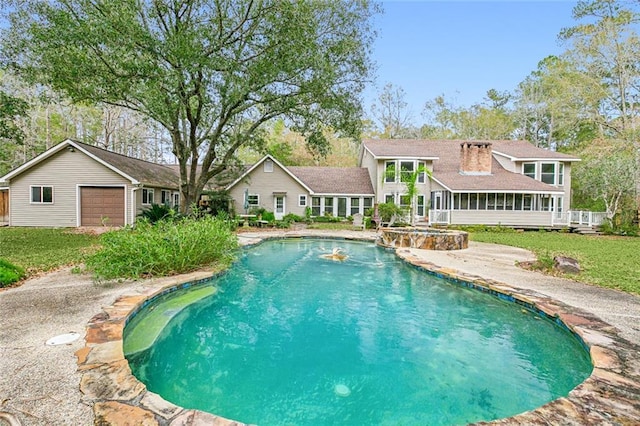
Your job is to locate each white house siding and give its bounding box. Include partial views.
[9,149,131,227]
[450,210,552,227]
[228,161,310,216]
[376,160,433,205]
[359,149,378,193]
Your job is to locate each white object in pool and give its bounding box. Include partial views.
[334,384,351,397]
[46,332,80,346]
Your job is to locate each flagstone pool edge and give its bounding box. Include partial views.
[76,235,640,425]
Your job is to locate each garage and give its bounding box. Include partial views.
[80,187,125,226]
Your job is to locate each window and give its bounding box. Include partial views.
[161,190,171,205]
[173,192,180,208]
[469,193,478,210]
[350,197,360,216]
[558,163,564,185]
[399,195,411,211]
[311,197,321,216]
[298,195,307,207]
[460,193,469,210]
[477,193,487,209]
[384,194,394,204]
[142,188,154,205]
[514,194,523,210]
[324,197,334,215]
[31,186,53,204]
[523,194,533,211]
[505,194,514,211]
[385,161,396,183]
[264,159,273,173]
[523,163,536,179]
[541,163,555,184]
[417,195,425,216]
[495,193,505,210]
[487,193,496,210]
[247,194,259,207]
[417,161,427,183]
[400,161,414,182]
[363,197,373,211]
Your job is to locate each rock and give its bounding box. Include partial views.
[554,256,581,274]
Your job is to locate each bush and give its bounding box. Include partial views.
[139,203,176,223]
[0,258,25,287]
[86,215,238,281]
[283,213,303,223]
[377,202,405,222]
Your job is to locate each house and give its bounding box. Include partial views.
[360,139,582,227]
[225,155,375,219]
[1,137,594,229]
[0,139,179,227]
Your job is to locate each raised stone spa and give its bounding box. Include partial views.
[378,227,468,250]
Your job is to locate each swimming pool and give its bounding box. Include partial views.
[124,239,592,425]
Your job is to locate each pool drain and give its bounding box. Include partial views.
[334,384,351,397]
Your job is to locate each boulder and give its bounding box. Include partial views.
[554,256,581,274]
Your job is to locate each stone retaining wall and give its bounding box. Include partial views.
[379,228,468,250]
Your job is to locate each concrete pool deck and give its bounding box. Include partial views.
[0,229,639,425]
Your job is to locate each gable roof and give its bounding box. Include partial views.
[1,139,179,189]
[288,167,374,195]
[362,139,568,194]
[225,155,313,193]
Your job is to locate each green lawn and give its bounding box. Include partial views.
[0,228,100,275]
[470,231,640,295]
[1,226,638,296]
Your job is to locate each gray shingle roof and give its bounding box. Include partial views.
[75,141,179,189]
[362,139,571,193]
[288,167,374,195]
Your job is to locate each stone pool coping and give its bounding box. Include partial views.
[77,232,640,425]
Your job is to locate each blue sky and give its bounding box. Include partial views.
[364,0,579,120]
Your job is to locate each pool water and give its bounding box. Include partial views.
[125,239,592,425]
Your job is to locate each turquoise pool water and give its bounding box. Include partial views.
[125,239,592,425]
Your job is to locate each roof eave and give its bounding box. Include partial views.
[493,150,581,162]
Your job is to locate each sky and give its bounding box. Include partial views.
[364,0,579,121]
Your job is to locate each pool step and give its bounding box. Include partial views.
[123,285,216,355]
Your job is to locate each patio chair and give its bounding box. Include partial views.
[352,213,365,231]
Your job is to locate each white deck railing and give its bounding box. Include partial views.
[428,210,450,225]
[429,209,606,227]
[567,211,607,227]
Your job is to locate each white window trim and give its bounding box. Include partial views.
[30,185,54,204]
[384,161,396,183]
[247,194,260,207]
[298,194,307,207]
[142,188,155,205]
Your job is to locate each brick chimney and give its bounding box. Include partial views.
[460,142,492,174]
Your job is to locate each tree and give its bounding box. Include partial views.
[2,0,378,211]
[422,92,516,140]
[370,83,418,139]
[573,141,636,220]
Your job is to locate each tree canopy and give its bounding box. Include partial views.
[2,0,378,209]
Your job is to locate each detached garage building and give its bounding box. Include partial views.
[0,139,179,227]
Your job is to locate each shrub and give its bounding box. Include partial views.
[139,203,175,223]
[0,258,25,287]
[283,213,303,223]
[86,215,238,281]
[377,202,404,222]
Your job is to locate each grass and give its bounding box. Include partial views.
[0,228,100,276]
[2,225,638,296]
[470,230,640,295]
